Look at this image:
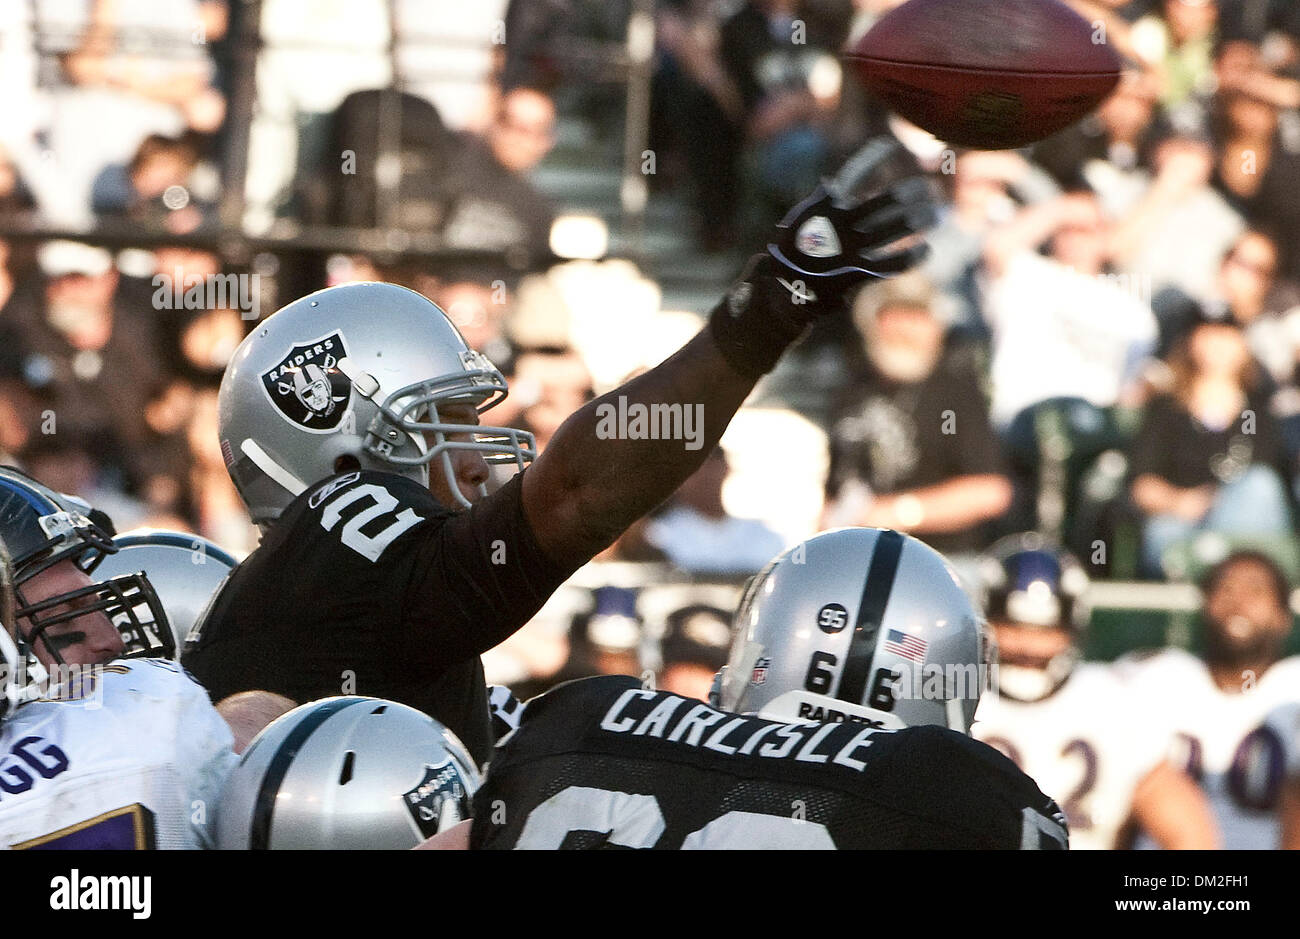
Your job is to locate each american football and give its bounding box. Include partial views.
[847,0,1123,148]
[0,0,1296,915]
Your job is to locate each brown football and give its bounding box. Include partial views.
[845,0,1123,149]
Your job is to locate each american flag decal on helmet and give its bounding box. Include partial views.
[220,439,235,468]
[883,629,927,662]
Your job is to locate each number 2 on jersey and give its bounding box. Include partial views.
[319,482,424,562]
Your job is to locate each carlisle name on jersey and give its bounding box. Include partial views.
[471,675,1067,849]
[0,659,236,849]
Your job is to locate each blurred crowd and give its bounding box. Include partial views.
[1,0,1300,698]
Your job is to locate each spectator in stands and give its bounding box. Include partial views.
[44,0,224,222]
[657,603,732,701]
[435,276,514,366]
[438,85,558,256]
[1210,52,1300,280]
[186,386,257,553]
[983,189,1158,428]
[652,0,746,251]
[0,146,36,216]
[1130,316,1293,577]
[300,89,456,232]
[1153,229,1300,381]
[4,241,166,485]
[1108,134,1244,301]
[1133,0,1221,132]
[136,377,198,525]
[564,586,644,682]
[503,347,594,454]
[1031,68,1168,198]
[719,0,849,220]
[92,133,205,228]
[179,306,245,382]
[643,447,785,576]
[822,272,1012,555]
[923,149,1059,338]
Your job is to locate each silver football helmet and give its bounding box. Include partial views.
[93,530,238,659]
[712,528,989,733]
[216,696,481,849]
[219,282,535,525]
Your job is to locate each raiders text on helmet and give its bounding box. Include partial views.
[216,696,481,849]
[219,282,535,524]
[713,527,989,733]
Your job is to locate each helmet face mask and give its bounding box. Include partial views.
[16,572,172,666]
[356,355,536,507]
[0,468,175,677]
[713,528,989,734]
[220,284,536,524]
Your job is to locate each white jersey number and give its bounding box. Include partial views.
[514,785,834,849]
[319,483,423,562]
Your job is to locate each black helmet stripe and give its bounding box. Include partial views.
[249,697,369,849]
[837,529,905,705]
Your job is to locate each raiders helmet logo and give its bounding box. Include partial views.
[259,332,352,433]
[402,758,470,839]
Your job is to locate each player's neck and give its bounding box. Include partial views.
[1207,659,1272,694]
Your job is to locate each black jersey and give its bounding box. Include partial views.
[471,675,1067,849]
[181,469,575,764]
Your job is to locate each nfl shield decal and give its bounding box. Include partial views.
[402,758,470,839]
[260,332,352,432]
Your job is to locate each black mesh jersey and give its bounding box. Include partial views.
[471,675,1067,849]
[181,469,576,765]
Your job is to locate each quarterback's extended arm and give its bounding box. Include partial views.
[522,140,936,567]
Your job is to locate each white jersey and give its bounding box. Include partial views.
[974,662,1165,850]
[0,659,236,849]
[1117,648,1300,849]
[1262,701,1300,780]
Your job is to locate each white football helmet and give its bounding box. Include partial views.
[712,528,990,733]
[216,696,481,849]
[219,282,535,525]
[92,530,239,659]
